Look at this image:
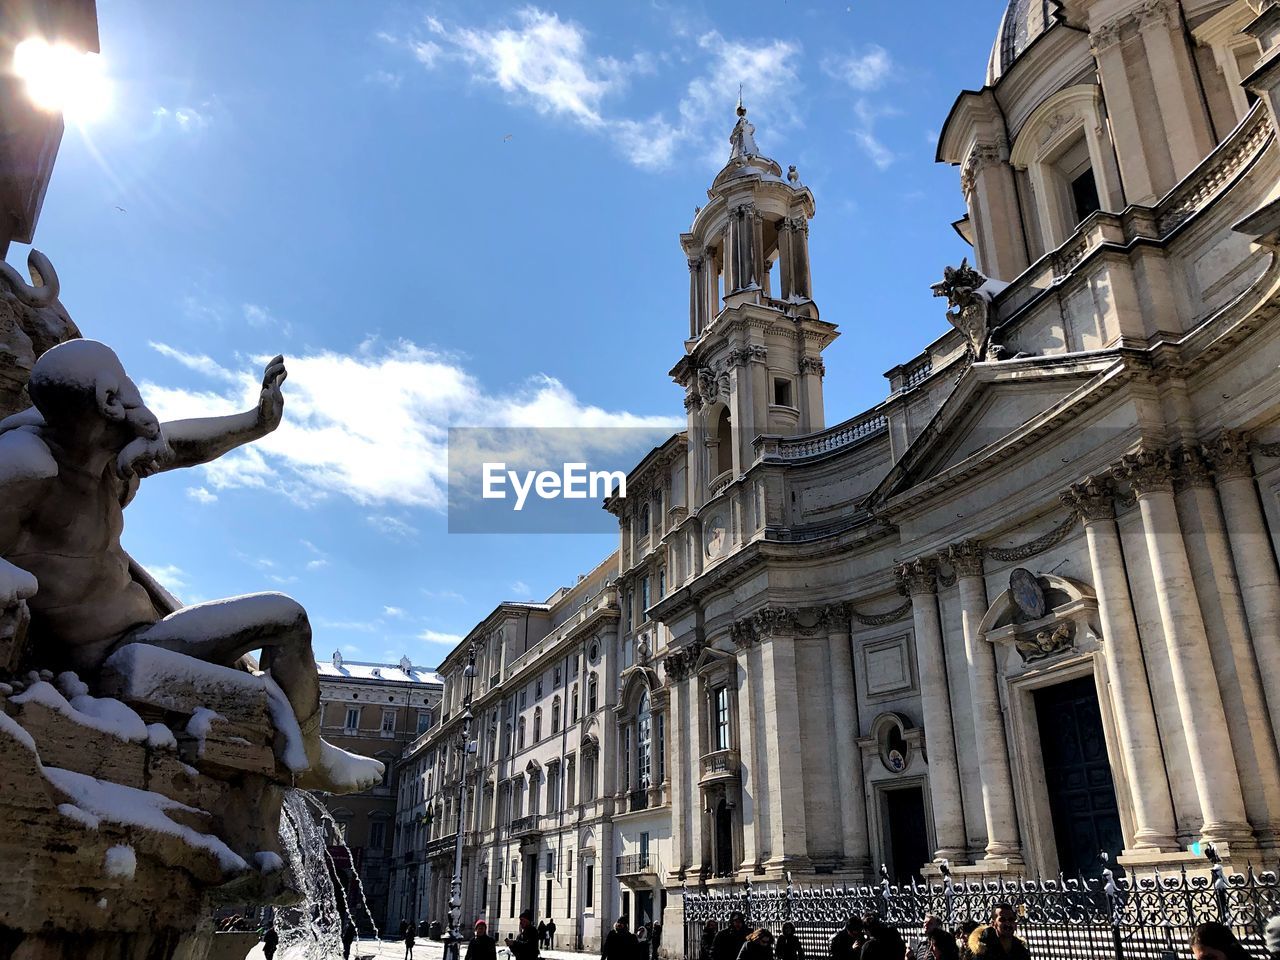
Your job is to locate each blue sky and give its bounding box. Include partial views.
[21,0,1002,666]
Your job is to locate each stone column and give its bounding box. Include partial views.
[1091,23,1158,204]
[688,256,705,338]
[898,558,968,862]
[787,216,812,300]
[1206,431,1280,747]
[687,670,707,878]
[664,654,689,883]
[1136,0,1215,178]
[1112,446,1252,847]
[732,631,761,874]
[964,141,1029,280]
[777,224,794,301]
[1173,447,1280,846]
[752,609,811,874]
[825,604,871,876]
[945,542,1022,863]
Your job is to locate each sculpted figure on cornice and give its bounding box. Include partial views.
[931,258,1017,362]
[798,355,826,377]
[1205,429,1254,480]
[726,345,768,367]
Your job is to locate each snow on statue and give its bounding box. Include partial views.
[0,338,381,794]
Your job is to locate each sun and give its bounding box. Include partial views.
[12,37,111,123]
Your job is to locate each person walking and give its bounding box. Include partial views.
[775,922,804,960]
[404,920,417,960]
[650,922,663,960]
[912,917,943,960]
[926,930,959,960]
[1190,922,1251,960]
[829,917,862,960]
[262,927,279,960]
[714,911,749,960]
[548,919,558,950]
[507,910,541,960]
[342,920,357,960]
[859,914,905,960]
[538,921,548,948]
[700,921,720,960]
[966,905,1028,960]
[737,928,775,960]
[468,920,498,960]
[602,917,639,960]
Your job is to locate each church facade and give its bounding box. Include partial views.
[398,0,1280,945]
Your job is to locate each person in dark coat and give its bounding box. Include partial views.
[700,921,720,960]
[912,916,943,960]
[602,917,639,960]
[539,921,548,948]
[714,912,749,960]
[829,917,863,960]
[404,921,417,960]
[1191,922,1252,960]
[737,928,775,960]
[775,922,804,960]
[467,920,498,960]
[507,911,541,960]
[547,919,558,950]
[926,930,960,960]
[859,915,905,960]
[650,922,663,960]
[262,928,279,960]
[966,905,1029,960]
[342,920,357,960]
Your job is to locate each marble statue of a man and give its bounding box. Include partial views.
[0,338,381,794]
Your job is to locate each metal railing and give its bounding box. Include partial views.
[617,854,654,877]
[682,865,1280,960]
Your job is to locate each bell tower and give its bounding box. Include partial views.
[672,101,838,515]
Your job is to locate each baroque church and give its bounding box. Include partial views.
[397,0,1280,945]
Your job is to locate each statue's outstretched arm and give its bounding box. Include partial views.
[151,356,286,473]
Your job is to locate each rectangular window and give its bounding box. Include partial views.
[658,713,666,782]
[773,377,793,407]
[381,709,396,734]
[567,755,576,806]
[640,831,650,865]
[571,653,579,675]
[519,689,527,710]
[640,577,650,613]
[658,568,666,599]
[345,707,360,730]
[585,864,594,907]
[416,710,431,734]
[714,687,731,751]
[1071,168,1101,223]
[554,666,562,688]
[369,820,386,849]
[535,679,543,699]
[572,688,579,722]
[546,851,555,875]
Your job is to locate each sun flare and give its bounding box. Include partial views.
[12,37,110,123]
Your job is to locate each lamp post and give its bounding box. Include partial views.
[444,643,478,960]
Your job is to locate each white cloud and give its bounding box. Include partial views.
[420,629,464,647]
[510,580,532,597]
[243,303,291,337]
[367,515,419,539]
[306,558,329,571]
[822,45,893,92]
[147,564,188,593]
[383,606,407,618]
[367,69,404,89]
[154,105,212,132]
[140,340,677,511]
[317,618,379,633]
[851,99,896,170]
[423,588,466,602]
[187,486,218,504]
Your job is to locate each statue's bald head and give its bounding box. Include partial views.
[29,339,160,442]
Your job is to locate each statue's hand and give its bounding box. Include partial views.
[256,355,287,434]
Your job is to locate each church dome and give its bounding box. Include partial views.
[986,0,1063,85]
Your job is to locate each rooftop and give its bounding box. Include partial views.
[317,653,443,686]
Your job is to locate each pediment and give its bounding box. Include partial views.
[870,355,1124,509]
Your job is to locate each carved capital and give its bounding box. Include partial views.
[684,392,700,413]
[1061,476,1115,521]
[1090,18,1124,53]
[731,605,795,647]
[687,257,704,272]
[896,558,938,597]
[1112,444,1176,495]
[799,355,826,377]
[1137,0,1176,30]
[818,602,849,632]
[726,344,768,367]
[943,540,985,578]
[1204,429,1254,481]
[662,650,692,682]
[1173,445,1214,491]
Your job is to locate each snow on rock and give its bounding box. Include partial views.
[254,851,283,873]
[57,803,101,829]
[43,766,248,873]
[12,680,148,743]
[261,674,307,773]
[0,711,36,752]
[976,278,1010,301]
[56,671,88,699]
[185,707,223,758]
[104,844,137,880]
[146,723,177,750]
[0,428,57,488]
[0,555,37,604]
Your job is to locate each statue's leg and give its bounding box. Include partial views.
[133,593,382,793]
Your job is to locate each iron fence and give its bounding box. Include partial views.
[682,864,1280,960]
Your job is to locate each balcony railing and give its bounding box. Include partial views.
[509,815,542,839]
[699,749,740,785]
[615,853,654,877]
[628,788,649,812]
[708,470,733,498]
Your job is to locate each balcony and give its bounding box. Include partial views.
[425,832,458,858]
[615,853,655,879]
[509,815,542,841]
[699,749,740,786]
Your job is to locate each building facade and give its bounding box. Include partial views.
[315,655,442,932]
[397,0,1280,946]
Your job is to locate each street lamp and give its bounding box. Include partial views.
[443,643,479,960]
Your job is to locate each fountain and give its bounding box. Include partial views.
[0,254,383,959]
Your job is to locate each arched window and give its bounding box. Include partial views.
[587,674,598,713]
[715,408,733,478]
[552,696,562,734]
[640,504,650,536]
[533,707,543,743]
[637,689,653,790]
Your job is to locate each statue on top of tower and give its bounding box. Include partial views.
[728,93,760,161]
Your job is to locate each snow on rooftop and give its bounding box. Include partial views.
[316,658,443,686]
